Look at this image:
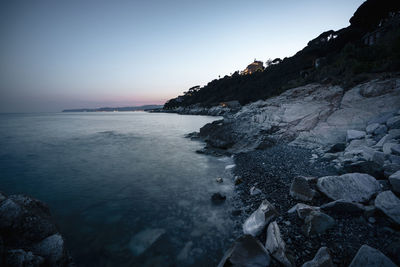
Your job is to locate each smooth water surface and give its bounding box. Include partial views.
[0,112,240,266]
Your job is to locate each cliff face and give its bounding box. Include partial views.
[199,77,400,153]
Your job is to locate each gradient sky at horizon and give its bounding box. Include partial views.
[0,0,365,112]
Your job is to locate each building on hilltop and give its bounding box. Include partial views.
[241,59,264,75]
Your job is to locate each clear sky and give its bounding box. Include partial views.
[0,0,364,112]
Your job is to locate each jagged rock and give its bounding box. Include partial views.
[243,200,278,236]
[303,211,335,236]
[347,130,365,142]
[391,144,400,156]
[387,116,400,129]
[216,177,223,183]
[349,245,396,267]
[343,161,384,178]
[290,176,316,201]
[250,186,262,196]
[301,247,334,267]
[375,134,390,148]
[366,123,380,134]
[5,249,44,267]
[372,151,385,166]
[218,235,271,267]
[211,193,226,204]
[389,171,400,193]
[32,234,67,266]
[327,143,346,153]
[320,199,365,215]
[317,173,380,202]
[265,222,293,267]
[288,203,320,220]
[375,191,400,225]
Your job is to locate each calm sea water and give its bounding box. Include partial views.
[0,112,240,266]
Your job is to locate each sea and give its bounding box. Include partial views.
[0,112,241,266]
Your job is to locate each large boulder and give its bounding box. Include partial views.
[374,191,400,225]
[243,200,278,236]
[316,173,380,202]
[301,247,334,267]
[289,176,316,202]
[302,211,335,236]
[218,235,271,267]
[265,222,293,267]
[349,245,396,267]
[389,171,400,193]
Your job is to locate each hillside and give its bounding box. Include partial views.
[164,0,400,110]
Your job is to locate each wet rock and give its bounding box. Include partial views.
[288,203,320,220]
[316,173,380,202]
[225,164,236,170]
[129,228,166,256]
[389,171,400,193]
[211,193,226,204]
[216,177,223,183]
[301,246,334,267]
[375,191,400,225]
[218,235,271,267]
[5,249,44,267]
[32,233,67,266]
[320,199,365,215]
[265,222,293,267]
[290,176,316,202]
[387,116,400,129]
[302,211,335,236]
[366,123,380,134]
[250,186,262,196]
[243,200,278,236]
[347,130,365,142]
[349,244,396,267]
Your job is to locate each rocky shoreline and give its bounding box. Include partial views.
[0,192,74,266]
[189,77,400,266]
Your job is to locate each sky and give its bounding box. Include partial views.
[0,0,365,112]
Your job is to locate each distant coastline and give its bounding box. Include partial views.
[62,104,163,112]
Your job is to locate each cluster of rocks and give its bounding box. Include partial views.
[162,104,236,116]
[0,192,73,266]
[219,170,399,266]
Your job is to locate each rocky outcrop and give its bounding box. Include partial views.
[198,78,400,153]
[349,245,397,267]
[0,192,73,266]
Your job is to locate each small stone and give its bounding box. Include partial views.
[250,186,262,196]
[290,176,316,202]
[303,211,335,236]
[349,244,396,267]
[368,217,376,223]
[302,246,334,267]
[234,176,243,185]
[216,177,223,183]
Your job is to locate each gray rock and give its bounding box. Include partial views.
[0,192,6,203]
[265,222,293,267]
[372,151,386,166]
[374,124,388,136]
[375,134,390,148]
[6,249,44,267]
[343,161,384,179]
[327,143,346,153]
[389,154,400,165]
[243,200,278,236]
[366,123,380,134]
[384,163,400,178]
[391,144,400,155]
[303,211,335,236]
[383,143,399,154]
[290,176,316,202]
[369,112,395,125]
[32,233,66,266]
[234,176,243,185]
[347,130,365,142]
[389,171,400,194]
[301,247,334,267]
[387,116,400,129]
[388,129,400,140]
[250,186,262,196]
[288,203,320,220]
[216,177,223,183]
[349,244,396,267]
[320,199,365,215]
[317,173,380,202]
[0,199,23,229]
[375,191,400,225]
[218,235,271,267]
